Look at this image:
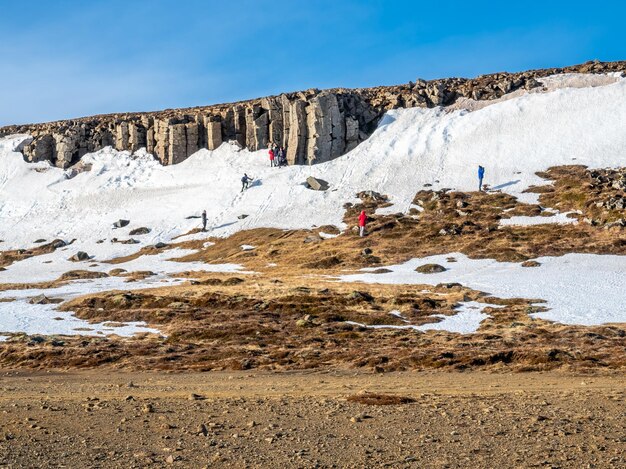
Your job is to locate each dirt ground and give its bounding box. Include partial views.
[0,370,624,468]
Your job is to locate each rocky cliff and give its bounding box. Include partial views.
[2,61,625,168]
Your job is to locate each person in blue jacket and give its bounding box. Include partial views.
[478,165,485,191]
[241,173,252,192]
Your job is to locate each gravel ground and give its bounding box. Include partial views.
[0,370,624,468]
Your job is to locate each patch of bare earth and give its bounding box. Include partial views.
[0,370,624,468]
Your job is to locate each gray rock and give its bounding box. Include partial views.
[113,219,130,229]
[415,263,447,274]
[129,227,151,236]
[28,294,62,305]
[306,176,329,191]
[69,251,90,262]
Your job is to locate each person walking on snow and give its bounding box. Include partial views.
[201,210,207,231]
[241,173,252,192]
[358,210,367,237]
[269,148,275,167]
[478,165,485,192]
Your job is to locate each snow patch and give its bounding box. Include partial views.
[347,301,500,334]
[338,253,626,326]
[500,212,579,226]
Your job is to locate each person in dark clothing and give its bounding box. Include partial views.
[201,210,207,231]
[279,147,287,166]
[241,173,252,192]
[478,165,485,191]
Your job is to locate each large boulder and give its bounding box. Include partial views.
[306,176,329,191]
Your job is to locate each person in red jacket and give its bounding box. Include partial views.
[269,148,275,167]
[358,210,367,237]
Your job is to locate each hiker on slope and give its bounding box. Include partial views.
[269,148,276,167]
[241,173,252,192]
[201,210,207,231]
[358,210,367,237]
[478,165,485,192]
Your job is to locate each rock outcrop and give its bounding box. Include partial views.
[1,60,625,168]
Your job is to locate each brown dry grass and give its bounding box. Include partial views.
[0,239,66,269]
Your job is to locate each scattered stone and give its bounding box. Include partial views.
[129,227,151,236]
[237,214,249,219]
[113,219,130,229]
[34,239,46,243]
[357,190,388,202]
[371,268,393,274]
[197,423,208,436]
[153,242,168,249]
[28,294,63,305]
[68,251,90,262]
[415,263,447,274]
[142,403,154,414]
[361,248,373,256]
[351,291,374,302]
[50,239,67,249]
[296,318,314,328]
[521,260,541,267]
[305,176,329,191]
[189,393,204,401]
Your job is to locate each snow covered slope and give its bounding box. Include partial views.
[0,74,625,334]
[2,74,626,258]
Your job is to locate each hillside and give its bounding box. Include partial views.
[0,65,624,373]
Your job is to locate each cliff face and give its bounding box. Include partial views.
[2,61,625,168]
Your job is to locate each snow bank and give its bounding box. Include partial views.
[337,253,626,326]
[346,301,500,334]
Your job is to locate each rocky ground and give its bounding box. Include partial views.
[0,370,624,468]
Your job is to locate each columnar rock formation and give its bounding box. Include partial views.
[2,61,625,168]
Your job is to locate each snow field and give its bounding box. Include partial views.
[1,73,625,336]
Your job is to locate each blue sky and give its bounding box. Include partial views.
[1,0,624,125]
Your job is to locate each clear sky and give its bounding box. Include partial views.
[1,0,624,126]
